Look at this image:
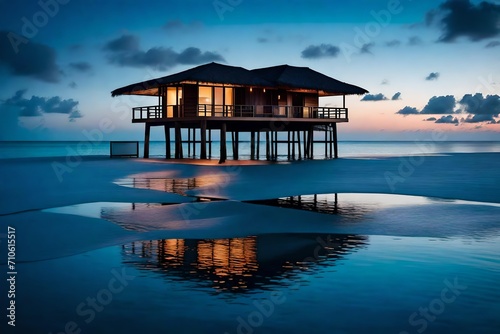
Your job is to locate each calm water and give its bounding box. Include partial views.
[1,140,500,159]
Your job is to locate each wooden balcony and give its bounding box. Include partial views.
[132,105,348,121]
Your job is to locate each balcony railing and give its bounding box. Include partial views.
[132,105,348,121]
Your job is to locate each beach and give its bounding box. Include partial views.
[1,152,499,333]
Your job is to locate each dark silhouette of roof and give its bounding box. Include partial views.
[111,62,368,97]
[251,65,368,96]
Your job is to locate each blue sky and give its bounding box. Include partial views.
[0,0,499,141]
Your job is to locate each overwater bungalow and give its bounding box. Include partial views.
[111,62,368,162]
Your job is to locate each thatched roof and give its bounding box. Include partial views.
[251,65,368,96]
[111,63,271,97]
[111,62,368,97]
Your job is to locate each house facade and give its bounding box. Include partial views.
[111,62,368,162]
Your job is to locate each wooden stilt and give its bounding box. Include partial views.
[193,127,196,158]
[209,129,212,158]
[297,131,301,160]
[266,131,270,160]
[234,131,239,160]
[250,131,255,160]
[333,123,338,159]
[292,131,295,160]
[287,131,291,160]
[164,125,170,159]
[256,131,260,160]
[325,127,328,159]
[274,131,278,160]
[309,127,314,159]
[219,123,227,163]
[174,122,183,159]
[303,130,308,159]
[187,127,191,157]
[200,121,207,159]
[144,124,151,158]
[329,126,333,159]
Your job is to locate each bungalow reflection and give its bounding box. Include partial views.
[121,234,368,293]
[115,174,226,197]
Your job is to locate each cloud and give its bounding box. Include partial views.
[0,31,62,83]
[103,34,225,71]
[301,44,340,59]
[396,93,500,125]
[459,93,500,121]
[392,92,402,100]
[396,106,420,115]
[435,115,459,124]
[421,95,456,114]
[1,89,81,121]
[425,117,437,121]
[408,36,423,46]
[425,72,440,81]
[360,42,375,54]
[103,34,139,52]
[485,41,500,48]
[433,0,500,42]
[381,79,389,85]
[69,61,91,72]
[385,40,401,47]
[69,81,77,89]
[361,93,388,101]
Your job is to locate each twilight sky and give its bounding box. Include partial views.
[1,0,499,141]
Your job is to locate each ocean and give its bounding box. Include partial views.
[1,140,500,160]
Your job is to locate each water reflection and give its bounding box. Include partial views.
[121,234,368,293]
[114,174,225,197]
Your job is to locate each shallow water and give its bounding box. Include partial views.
[7,184,500,334]
[4,232,499,333]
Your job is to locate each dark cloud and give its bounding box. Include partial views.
[0,31,61,83]
[361,93,387,101]
[435,115,459,124]
[385,40,401,47]
[1,90,81,121]
[421,95,456,114]
[69,81,77,89]
[103,34,140,52]
[425,72,440,81]
[485,41,500,48]
[257,37,268,43]
[103,34,225,71]
[396,106,420,115]
[425,117,437,121]
[69,61,91,72]
[434,0,500,42]
[408,36,423,46]
[397,93,500,125]
[459,93,500,119]
[301,44,340,59]
[360,42,375,54]
[392,92,402,100]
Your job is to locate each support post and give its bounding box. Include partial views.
[193,127,196,158]
[297,131,301,160]
[274,131,278,160]
[292,131,295,160]
[187,127,191,157]
[333,123,338,159]
[266,131,270,160]
[287,131,291,160]
[256,131,260,160]
[209,129,212,158]
[175,122,183,159]
[250,131,255,160]
[164,125,170,159]
[200,120,207,159]
[234,131,239,160]
[144,124,151,158]
[219,123,227,163]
